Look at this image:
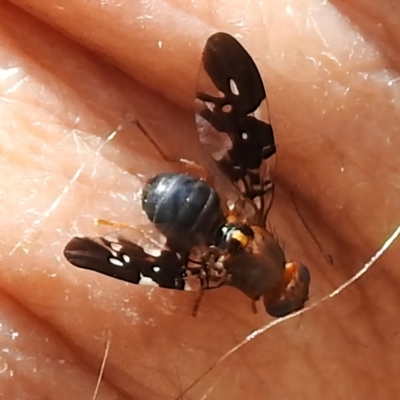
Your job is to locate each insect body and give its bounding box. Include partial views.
[63,32,311,317]
[193,32,310,316]
[141,173,225,254]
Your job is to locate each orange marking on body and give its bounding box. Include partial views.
[263,262,300,306]
[231,230,250,248]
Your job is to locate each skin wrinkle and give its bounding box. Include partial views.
[0,0,399,399]
[331,0,400,70]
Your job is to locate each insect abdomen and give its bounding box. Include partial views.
[142,173,225,250]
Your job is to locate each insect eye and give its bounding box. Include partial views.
[239,224,254,238]
[229,78,239,95]
[298,263,311,286]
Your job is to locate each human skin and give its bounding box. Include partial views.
[0,0,400,399]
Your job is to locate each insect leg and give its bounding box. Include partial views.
[174,158,214,187]
[251,300,258,314]
[187,258,213,317]
[187,248,230,316]
[95,218,135,230]
[190,267,227,317]
[191,288,204,317]
[133,119,214,186]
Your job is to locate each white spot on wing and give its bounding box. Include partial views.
[109,258,124,267]
[222,104,232,113]
[139,274,159,287]
[122,254,131,263]
[153,265,161,273]
[229,79,239,95]
[146,248,162,257]
[110,242,123,252]
[204,101,215,111]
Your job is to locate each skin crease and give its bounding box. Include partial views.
[0,0,399,398]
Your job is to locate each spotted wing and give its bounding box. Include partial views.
[63,235,188,290]
[195,32,276,224]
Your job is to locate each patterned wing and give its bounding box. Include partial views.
[63,235,188,290]
[195,32,276,225]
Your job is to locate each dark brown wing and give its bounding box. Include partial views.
[195,32,276,225]
[63,235,188,290]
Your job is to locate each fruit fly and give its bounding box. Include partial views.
[63,32,310,317]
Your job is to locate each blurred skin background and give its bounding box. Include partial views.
[0,0,399,399]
